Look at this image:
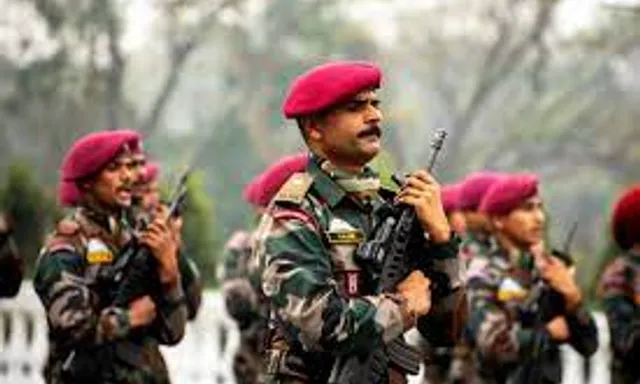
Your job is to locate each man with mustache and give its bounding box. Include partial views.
[253,61,460,383]
[598,185,640,384]
[33,130,187,383]
[465,173,597,384]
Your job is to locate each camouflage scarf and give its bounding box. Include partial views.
[318,158,380,198]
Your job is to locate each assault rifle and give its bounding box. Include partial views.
[329,130,462,384]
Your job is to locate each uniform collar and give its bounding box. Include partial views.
[308,154,380,209]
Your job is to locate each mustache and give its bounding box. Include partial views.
[357,125,382,138]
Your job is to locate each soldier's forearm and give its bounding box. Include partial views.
[566,308,598,357]
[154,282,187,345]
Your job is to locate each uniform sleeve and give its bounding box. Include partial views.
[178,251,203,320]
[565,306,598,357]
[259,204,406,356]
[465,260,550,365]
[0,236,23,298]
[153,272,188,345]
[599,259,638,356]
[34,250,131,345]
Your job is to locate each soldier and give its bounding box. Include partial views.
[253,61,460,383]
[138,162,203,321]
[33,130,188,384]
[465,173,597,384]
[598,185,640,384]
[0,212,23,298]
[458,172,503,265]
[221,153,308,384]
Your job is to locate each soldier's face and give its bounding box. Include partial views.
[141,180,161,211]
[131,153,147,198]
[494,195,546,249]
[88,152,137,209]
[311,89,383,167]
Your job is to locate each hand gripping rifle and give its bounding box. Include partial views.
[329,130,462,384]
[110,168,190,325]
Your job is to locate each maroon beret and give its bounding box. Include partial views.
[140,162,160,184]
[479,173,539,216]
[612,185,640,250]
[58,130,142,206]
[243,153,309,208]
[442,183,462,214]
[458,171,504,211]
[282,61,382,119]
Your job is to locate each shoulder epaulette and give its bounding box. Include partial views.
[274,172,314,205]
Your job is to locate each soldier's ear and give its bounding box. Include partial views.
[492,217,504,230]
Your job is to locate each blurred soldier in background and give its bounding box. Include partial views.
[598,185,640,384]
[220,153,308,384]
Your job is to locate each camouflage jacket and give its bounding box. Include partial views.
[465,239,597,383]
[33,206,188,384]
[0,231,23,298]
[253,155,460,381]
[598,252,640,383]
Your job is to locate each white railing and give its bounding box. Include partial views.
[0,282,613,384]
[0,283,239,384]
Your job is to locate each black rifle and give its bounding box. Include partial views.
[329,130,462,383]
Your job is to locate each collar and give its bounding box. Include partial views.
[308,154,380,208]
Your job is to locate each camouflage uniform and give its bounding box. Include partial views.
[0,224,23,298]
[34,206,188,384]
[221,230,267,384]
[465,240,597,384]
[253,155,460,383]
[599,252,640,384]
[459,231,491,266]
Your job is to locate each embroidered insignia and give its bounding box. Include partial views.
[497,277,528,303]
[86,238,114,264]
[328,230,364,244]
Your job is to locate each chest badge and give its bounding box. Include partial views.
[497,277,528,303]
[86,238,114,264]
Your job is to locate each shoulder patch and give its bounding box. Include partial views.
[274,172,313,205]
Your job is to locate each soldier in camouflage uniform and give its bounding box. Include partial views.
[33,130,188,384]
[0,212,23,298]
[137,162,203,321]
[221,153,308,384]
[458,172,503,265]
[598,185,640,384]
[465,173,597,384]
[253,61,460,383]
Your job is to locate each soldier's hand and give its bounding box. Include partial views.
[545,316,570,341]
[129,295,157,328]
[395,170,450,243]
[537,255,582,312]
[140,206,179,285]
[397,270,432,328]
